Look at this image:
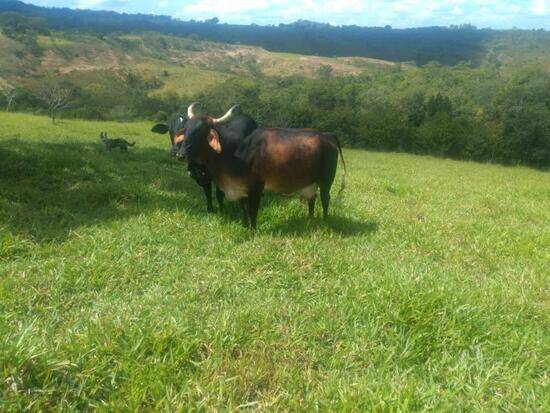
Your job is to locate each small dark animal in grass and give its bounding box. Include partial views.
[179,103,346,229]
[100,132,135,151]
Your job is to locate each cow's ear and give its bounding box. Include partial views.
[151,124,169,134]
[208,129,222,154]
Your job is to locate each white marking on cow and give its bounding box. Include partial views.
[219,176,248,201]
[299,184,318,200]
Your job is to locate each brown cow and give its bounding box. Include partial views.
[177,103,346,228]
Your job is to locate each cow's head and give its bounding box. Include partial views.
[177,103,239,161]
[151,114,188,157]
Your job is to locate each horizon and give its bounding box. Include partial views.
[21,0,550,30]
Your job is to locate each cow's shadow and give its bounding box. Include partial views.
[266,215,378,237]
[217,196,378,238]
[0,139,206,244]
[1,138,376,246]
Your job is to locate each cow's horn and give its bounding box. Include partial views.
[187,102,199,118]
[212,105,239,125]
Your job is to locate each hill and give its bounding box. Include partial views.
[0,0,491,65]
[1,0,550,66]
[0,29,399,96]
[1,112,548,410]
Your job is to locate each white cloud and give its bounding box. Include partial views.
[322,0,366,13]
[75,0,105,8]
[29,0,550,29]
[531,0,546,15]
[176,0,549,28]
[451,6,464,15]
[184,0,277,14]
[74,0,131,9]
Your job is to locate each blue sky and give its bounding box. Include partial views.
[27,0,549,29]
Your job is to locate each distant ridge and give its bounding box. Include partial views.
[0,0,499,65]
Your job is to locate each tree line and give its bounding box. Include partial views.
[2,63,548,168]
[192,68,549,167]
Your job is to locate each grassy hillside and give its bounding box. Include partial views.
[0,30,399,96]
[484,30,550,70]
[2,26,548,100]
[1,113,548,411]
[1,4,549,114]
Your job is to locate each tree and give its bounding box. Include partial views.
[244,56,262,77]
[2,86,17,111]
[38,85,73,124]
[317,65,333,79]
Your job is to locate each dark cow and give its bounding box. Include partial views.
[152,110,258,213]
[151,113,188,157]
[179,103,346,229]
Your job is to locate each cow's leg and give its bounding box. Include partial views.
[241,198,250,227]
[203,183,214,213]
[215,187,225,212]
[320,188,330,219]
[247,184,263,229]
[308,195,316,218]
[320,150,338,219]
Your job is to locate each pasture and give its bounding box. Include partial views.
[0,113,548,411]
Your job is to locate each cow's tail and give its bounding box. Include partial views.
[334,135,347,196]
[124,140,136,147]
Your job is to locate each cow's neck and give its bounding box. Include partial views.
[202,147,224,176]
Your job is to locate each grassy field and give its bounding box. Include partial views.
[0,113,549,411]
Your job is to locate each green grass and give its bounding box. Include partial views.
[36,35,76,48]
[141,63,230,97]
[1,112,549,411]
